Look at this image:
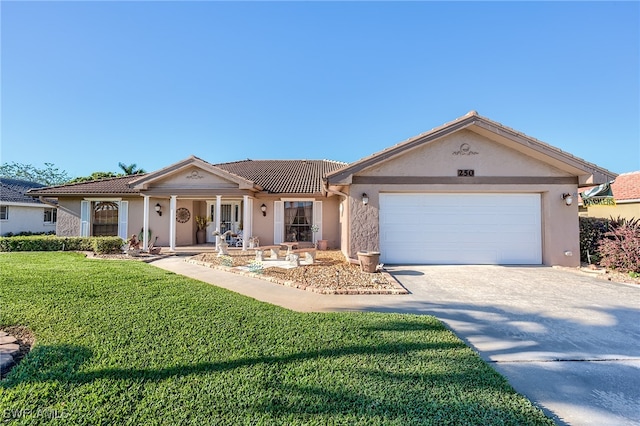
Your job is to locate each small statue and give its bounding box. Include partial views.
[128,234,141,251]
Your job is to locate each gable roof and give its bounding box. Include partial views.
[129,156,261,191]
[27,158,348,197]
[326,111,618,186]
[612,171,640,201]
[1,178,46,204]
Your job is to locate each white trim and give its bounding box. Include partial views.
[616,199,640,204]
[143,196,150,251]
[80,201,90,237]
[0,202,48,208]
[118,201,129,240]
[0,205,8,221]
[313,201,322,242]
[274,201,284,244]
[280,197,316,202]
[215,195,222,246]
[43,207,57,224]
[83,197,122,201]
[169,196,177,251]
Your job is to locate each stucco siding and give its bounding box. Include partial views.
[0,205,56,235]
[151,166,237,190]
[360,130,572,178]
[347,182,580,267]
[584,203,640,221]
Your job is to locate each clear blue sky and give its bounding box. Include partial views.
[2,1,639,179]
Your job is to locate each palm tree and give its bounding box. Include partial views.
[118,162,146,175]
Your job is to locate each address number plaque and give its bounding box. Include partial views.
[457,169,475,177]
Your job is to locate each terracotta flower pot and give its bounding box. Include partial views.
[357,251,380,273]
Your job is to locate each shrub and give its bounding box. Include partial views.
[91,237,125,254]
[0,235,123,254]
[598,219,640,273]
[579,217,611,263]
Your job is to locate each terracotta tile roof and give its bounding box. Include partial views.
[1,178,46,204]
[26,159,348,197]
[27,175,142,196]
[216,160,347,193]
[611,171,640,201]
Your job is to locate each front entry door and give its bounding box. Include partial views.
[206,200,242,243]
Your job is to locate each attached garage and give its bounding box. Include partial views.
[379,193,541,264]
[325,112,618,267]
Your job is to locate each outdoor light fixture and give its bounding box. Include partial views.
[261,204,267,216]
[155,203,162,216]
[562,193,573,206]
[362,193,369,206]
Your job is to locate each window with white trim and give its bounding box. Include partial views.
[0,206,7,220]
[284,201,313,242]
[44,208,57,224]
[93,201,119,236]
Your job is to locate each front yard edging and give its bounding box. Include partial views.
[185,257,409,295]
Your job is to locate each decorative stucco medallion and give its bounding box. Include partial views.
[176,207,191,223]
[452,143,479,156]
[186,170,204,179]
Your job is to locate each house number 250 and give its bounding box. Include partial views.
[457,169,475,177]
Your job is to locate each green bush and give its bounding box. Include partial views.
[0,235,123,254]
[579,217,610,263]
[91,236,125,254]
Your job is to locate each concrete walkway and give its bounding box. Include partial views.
[151,257,640,426]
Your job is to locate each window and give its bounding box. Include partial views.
[44,208,57,224]
[93,201,119,236]
[0,206,7,220]
[284,201,313,242]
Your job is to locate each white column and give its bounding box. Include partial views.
[143,195,150,251]
[242,195,250,250]
[215,195,222,247]
[169,195,177,252]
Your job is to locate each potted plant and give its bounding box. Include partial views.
[195,216,210,244]
[357,250,381,273]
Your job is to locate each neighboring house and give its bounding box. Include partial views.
[579,171,640,220]
[28,111,616,267]
[0,178,57,236]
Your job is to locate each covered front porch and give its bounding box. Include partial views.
[138,195,257,253]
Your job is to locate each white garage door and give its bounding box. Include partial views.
[379,193,541,265]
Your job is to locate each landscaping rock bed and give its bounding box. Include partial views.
[189,250,408,294]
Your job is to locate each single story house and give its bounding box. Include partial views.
[0,178,58,236]
[28,112,616,267]
[579,171,640,220]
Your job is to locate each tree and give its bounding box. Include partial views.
[0,162,71,186]
[67,171,120,184]
[118,162,146,175]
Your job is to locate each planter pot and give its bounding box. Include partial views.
[317,240,328,250]
[357,251,380,273]
[196,229,206,244]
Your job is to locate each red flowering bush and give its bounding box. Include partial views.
[598,219,640,273]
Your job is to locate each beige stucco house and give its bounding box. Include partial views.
[29,112,616,267]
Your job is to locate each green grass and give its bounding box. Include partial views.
[0,253,553,425]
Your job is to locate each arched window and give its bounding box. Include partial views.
[93,201,119,236]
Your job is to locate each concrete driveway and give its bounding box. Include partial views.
[152,258,639,425]
[381,265,640,426]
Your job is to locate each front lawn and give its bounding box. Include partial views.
[0,253,553,425]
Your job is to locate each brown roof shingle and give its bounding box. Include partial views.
[27,159,348,197]
[216,160,346,194]
[27,175,143,196]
